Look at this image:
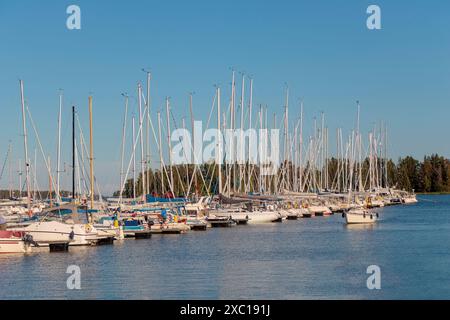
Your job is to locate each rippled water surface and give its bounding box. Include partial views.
[1,195,449,299]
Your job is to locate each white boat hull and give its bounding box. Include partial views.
[247,212,281,224]
[345,211,378,224]
[214,211,281,224]
[403,197,418,204]
[12,221,101,246]
[0,239,31,254]
[0,231,31,254]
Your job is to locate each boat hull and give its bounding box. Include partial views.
[247,212,281,224]
[0,231,31,254]
[12,221,102,246]
[345,211,378,224]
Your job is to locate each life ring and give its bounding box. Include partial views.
[85,224,92,233]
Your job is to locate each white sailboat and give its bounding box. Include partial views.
[345,208,378,224]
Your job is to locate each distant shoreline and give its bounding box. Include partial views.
[417,192,450,195]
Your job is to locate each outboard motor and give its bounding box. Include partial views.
[22,233,39,247]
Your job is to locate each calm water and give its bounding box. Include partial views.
[1,195,449,300]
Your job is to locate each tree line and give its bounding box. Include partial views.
[1,154,448,199]
[114,153,450,197]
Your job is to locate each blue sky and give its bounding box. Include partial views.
[0,0,449,194]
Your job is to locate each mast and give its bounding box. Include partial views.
[8,142,12,198]
[284,87,289,191]
[18,159,22,198]
[384,125,388,188]
[57,90,62,203]
[356,101,362,192]
[143,70,151,195]
[217,87,222,194]
[258,105,263,193]
[166,97,174,194]
[299,101,303,192]
[189,93,198,195]
[120,94,128,200]
[157,111,164,195]
[230,71,235,193]
[33,148,37,200]
[272,112,277,194]
[138,84,146,201]
[182,117,189,189]
[294,120,298,192]
[247,78,253,192]
[132,115,136,199]
[48,156,53,207]
[19,80,31,214]
[88,96,94,209]
[72,105,76,201]
[239,73,245,192]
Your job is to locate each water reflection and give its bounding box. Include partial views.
[1,195,449,299]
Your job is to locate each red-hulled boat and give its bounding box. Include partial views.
[0,230,32,254]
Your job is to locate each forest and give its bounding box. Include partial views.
[1,154,448,199]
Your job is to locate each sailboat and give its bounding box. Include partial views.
[344,208,379,224]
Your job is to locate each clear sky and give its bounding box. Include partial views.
[0,0,449,194]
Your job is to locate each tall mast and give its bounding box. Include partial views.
[239,74,245,192]
[72,105,76,201]
[385,125,388,188]
[258,105,263,193]
[132,115,136,199]
[33,148,37,201]
[272,112,277,194]
[120,94,128,200]
[294,119,298,192]
[189,93,198,195]
[48,156,53,207]
[56,90,63,203]
[144,70,151,195]
[247,78,253,193]
[283,87,289,191]
[157,111,164,195]
[228,71,235,195]
[8,142,12,198]
[138,84,146,201]
[88,96,94,210]
[217,87,222,194]
[166,97,174,193]
[299,101,303,192]
[182,117,189,189]
[321,112,325,190]
[231,71,236,193]
[19,80,31,214]
[356,101,362,192]
[18,159,22,198]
